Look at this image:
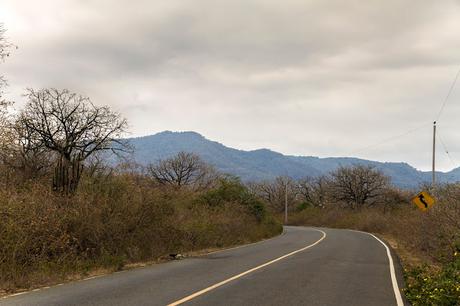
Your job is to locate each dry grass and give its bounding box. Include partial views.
[0,173,281,294]
[288,189,460,267]
[288,186,460,305]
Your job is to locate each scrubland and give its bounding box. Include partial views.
[0,89,282,295]
[280,178,460,306]
[0,169,281,294]
[0,91,458,304]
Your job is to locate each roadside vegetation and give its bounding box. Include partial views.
[249,166,460,305]
[0,25,280,294]
[0,90,282,293]
[1,22,458,304]
[0,135,281,294]
[0,162,280,294]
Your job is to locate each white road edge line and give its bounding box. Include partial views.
[167,228,327,306]
[348,230,404,306]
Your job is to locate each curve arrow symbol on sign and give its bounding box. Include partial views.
[418,194,428,208]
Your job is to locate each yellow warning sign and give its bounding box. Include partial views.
[412,191,435,212]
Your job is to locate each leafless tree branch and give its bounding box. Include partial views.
[17,88,129,192]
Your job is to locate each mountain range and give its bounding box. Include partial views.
[123,131,460,189]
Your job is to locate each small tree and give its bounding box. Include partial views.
[18,88,128,193]
[147,152,219,189]
[329,165,389,209]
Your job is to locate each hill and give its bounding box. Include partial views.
[124,131,460,189]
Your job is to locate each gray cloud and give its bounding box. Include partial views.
[1,0,460,171]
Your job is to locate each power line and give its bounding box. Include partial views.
[436,65,460,121]
[433,66,460,171]
[437,128,458,168]
[349,122,431,155]
[349,65,459,159]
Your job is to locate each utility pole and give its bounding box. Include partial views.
[432,121,436,187]
[284,180,288,224]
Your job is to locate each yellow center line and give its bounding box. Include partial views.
[167,229,327,306]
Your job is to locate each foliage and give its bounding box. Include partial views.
[199,177,268,221]
[404,255,460,306]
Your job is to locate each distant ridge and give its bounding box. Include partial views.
[125,131,460,189]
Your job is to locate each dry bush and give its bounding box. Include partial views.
[0,173,281,292]
[289,183,460,265]
[0,119,53,181]
[418,184,460,262]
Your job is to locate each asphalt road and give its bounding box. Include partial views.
[0,227,406,306]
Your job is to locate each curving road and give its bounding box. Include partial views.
[0,227,407,306]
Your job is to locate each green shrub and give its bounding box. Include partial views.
[404,255,460,306]
[199,177,246,205]
[296,201,312,211]
[198,177,267,221]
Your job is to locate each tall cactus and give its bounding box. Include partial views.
[53,154,84,194]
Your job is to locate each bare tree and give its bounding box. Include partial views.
[0,24,11,132]
[18,88,128,192]
[0,24,8,106]
[329,165,390,209]
[0,23,12,61]
[147,152,219,189]
[0,23,16,182]
[248,180,277,204]
[250,176,296,212]
[0,23,15,105]
[296,176,329,208]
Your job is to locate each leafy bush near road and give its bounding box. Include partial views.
[404,255,460,306]
[199,177,267,221]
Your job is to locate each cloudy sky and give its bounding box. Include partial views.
[1,0,459,171]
